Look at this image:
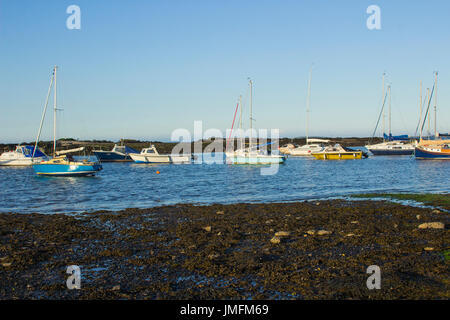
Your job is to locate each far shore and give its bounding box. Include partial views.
[0,137,383,155]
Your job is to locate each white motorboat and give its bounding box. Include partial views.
[130,145,191,163]
[289,139,329,156]
[0,145,47,166]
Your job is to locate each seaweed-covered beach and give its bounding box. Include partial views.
[0,200,448,299]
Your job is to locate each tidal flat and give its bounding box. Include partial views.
[0,200,448,299]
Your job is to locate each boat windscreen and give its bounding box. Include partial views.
[124,146,139,154]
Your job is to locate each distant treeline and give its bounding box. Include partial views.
[0,137,383,155]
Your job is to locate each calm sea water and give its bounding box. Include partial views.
[1,153,449,214]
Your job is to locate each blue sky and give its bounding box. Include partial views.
[0,0,449,143]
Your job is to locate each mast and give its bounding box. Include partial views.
[249,79,253,151]
[53,66,58,157]
[382,73,385,141]
[434,71,438,137]
[419,81,422,131]
[388,84,391,137]
[427,88,430,137]
[305,66,312,144]
[32,69,54,159]
[239,94,243,150]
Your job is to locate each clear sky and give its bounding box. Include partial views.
[0,0,449,143]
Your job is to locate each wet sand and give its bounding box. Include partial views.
[0,200,448,299]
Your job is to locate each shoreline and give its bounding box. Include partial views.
[0,199,448,299]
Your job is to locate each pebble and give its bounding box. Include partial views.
[270,236,281,244]
[203,226,212,232]
[418,222,444,229]
[112,285,120,291]
[306,230,315,235]
[431,209,441,214]
[216,211,224,215]
[416,215,421,220]
[351,221,359,224]
[274,231,290,237]
[345,233,355,237]
[317,230,332,236]
[2,263,12,267]
[424,247,434,251]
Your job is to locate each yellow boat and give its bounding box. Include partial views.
[311,144,364,160]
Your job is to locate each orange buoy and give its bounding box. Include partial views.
[156,171,160,174]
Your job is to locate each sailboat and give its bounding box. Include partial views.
[0,145,47,166]
[225,79,286,164]
[287,67,328,156]
[415,72,450,160]
[32,66,103,176]
[366,74,416,155]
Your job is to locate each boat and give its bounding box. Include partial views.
[311,144,365,160]
[289,139,329,156]
[414,72,450,160]
[93,143,139,162]
[366,74,416,155]
[279,143,296,155]
[0,145,47,166]
[415,139,450,160]
[32,66,102,176]
[286,67,328,156]
[225,79,286,164]
[130,145,191,163]
[366,139,416,155]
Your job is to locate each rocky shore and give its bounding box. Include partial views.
[0,200,448,299]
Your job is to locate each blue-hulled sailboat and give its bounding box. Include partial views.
[32,66,102,176]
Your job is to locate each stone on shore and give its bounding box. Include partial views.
[274,231,290,237]
[418,222,444,229]
[203,226,212,232]
[317,230,332,236]
[270,236,281,244]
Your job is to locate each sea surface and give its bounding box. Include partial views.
[1,153,449,214]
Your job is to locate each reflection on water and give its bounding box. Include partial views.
[0,153,449,213]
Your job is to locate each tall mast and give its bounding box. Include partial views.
[249,79,253,151]
[388,85,391,137]
[32,69,54,159]
[419,81,422,132]
[427,88,430,136]
[434,71,438,137]
[239,94,243,149]
[53,66,57,157]
[305,66,312,144]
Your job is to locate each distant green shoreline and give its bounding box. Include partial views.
[351,193,450,210]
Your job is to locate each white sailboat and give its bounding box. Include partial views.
[287,67,328,156]
[226,79,286,164]
[366,74,416,155]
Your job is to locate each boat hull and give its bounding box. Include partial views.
[227,155,286,164]
[368,149,414,156]
[0,157,46,166]
[32,163,103,176]
[311,152,363,160]
[93,151,132,162]
[130,153,191,164]
[415,147,450,160]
